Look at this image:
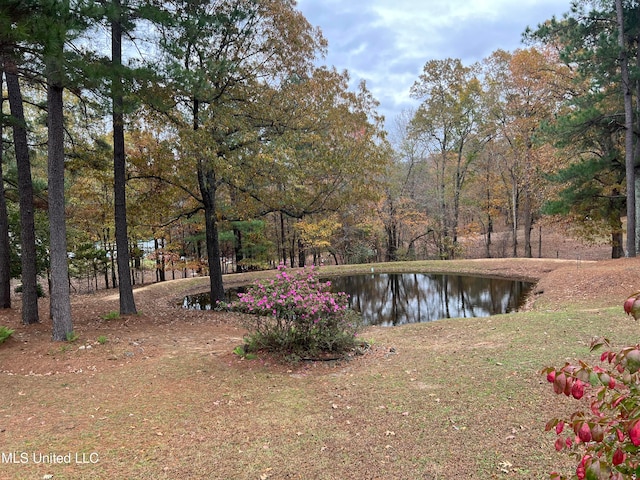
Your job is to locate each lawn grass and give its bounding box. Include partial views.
[1,259,636,479]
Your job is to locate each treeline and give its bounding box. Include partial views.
[1,0,640,340]
[388,0,640,264]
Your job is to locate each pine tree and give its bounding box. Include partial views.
[41,0,75,340]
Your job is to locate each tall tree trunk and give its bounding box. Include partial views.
[511,176,518,257]
[4,58,39,324]
[523,189,533,258]
[617,0,636,256]
[112,0,137,314]
[199,167,225,303]
[47,67,73,340]
[0,68,11,308]
[192,94,225,301]
[438,154,448,259]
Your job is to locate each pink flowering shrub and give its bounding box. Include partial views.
[223,264,362,357]
[543,292,640,479]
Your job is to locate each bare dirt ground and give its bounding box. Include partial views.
[2,233,639,479]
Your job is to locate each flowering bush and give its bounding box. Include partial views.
[543,292,640,479]
[223,264,362,357]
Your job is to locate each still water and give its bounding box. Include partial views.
[328,273,533,326]
[182,273,533,327]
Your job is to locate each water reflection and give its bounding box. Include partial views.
[182,287,245,310]
[329,273,532,326]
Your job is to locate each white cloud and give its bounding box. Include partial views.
[296,0,570,126]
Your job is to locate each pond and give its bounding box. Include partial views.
[182,272,533,327]
[329,273,533,326]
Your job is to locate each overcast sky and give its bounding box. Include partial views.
[296,0,571,130]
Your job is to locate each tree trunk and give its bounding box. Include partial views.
[199,169,225,303]
[47,59,74,340]
[0,67,11,308]
[112,0,137,314]
[612,230,624,259]
[386,223,397,261]
[234,225,244,272]
[154,237,160,282]
[438,154,448,259]
[616,0,636,256]
[485,215,493,259]
[635,23,640,253]
[298,238,305,267]
[523,189,533,258]
[280,212,287,265]
[511,178,518,257]
[4,58,39,324]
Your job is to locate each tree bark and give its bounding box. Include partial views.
[4,57,39,324]
[111,0,137,314]
[47,67,73,340]
[199,166,225,303]
[0,67,11,308]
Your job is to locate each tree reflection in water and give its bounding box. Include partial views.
[329,273,532,326]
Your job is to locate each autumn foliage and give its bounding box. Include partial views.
[544,293,640,479]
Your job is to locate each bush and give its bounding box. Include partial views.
[223,264,362,357]
[543,292,640,479]
[14,283,45,298]
[0,326,14,345]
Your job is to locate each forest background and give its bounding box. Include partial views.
[1,0,639,340]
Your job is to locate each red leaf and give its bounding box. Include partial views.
[612,447,625,466]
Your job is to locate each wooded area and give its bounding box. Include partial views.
[1,0,640,339]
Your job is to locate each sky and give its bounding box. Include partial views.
[296,0,571,131]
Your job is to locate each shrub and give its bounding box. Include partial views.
[0,326,14,345]
[543,292,640,479]
[223,264,362,357]
[102,311,120,320]
[14,283,45,298]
